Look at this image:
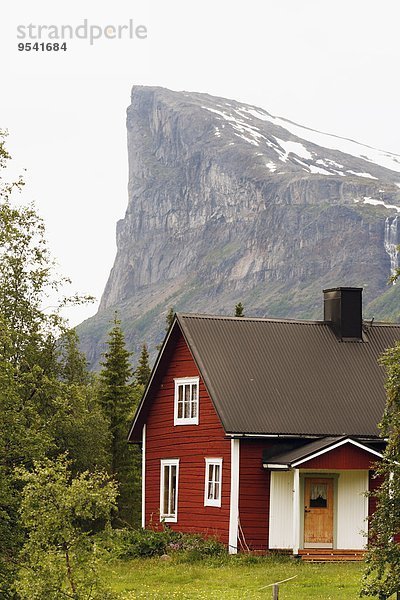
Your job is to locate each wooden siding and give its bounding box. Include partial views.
[336,471,369,549]
[300,443,377,470]
[368,471,382,520]
[368,471,400,543]
[238,440,270,551]
[145,334,231,544]
[269,471,294,549]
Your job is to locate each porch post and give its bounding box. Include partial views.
[292,468,300,555]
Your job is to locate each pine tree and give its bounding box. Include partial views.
[235,302,244,317]
[165,306,175,330]
[135,343,151,387]
[98,314,139,525]
[156,307,175,351]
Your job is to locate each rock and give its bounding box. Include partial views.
[160,554,171,561]
[77,86,400,369]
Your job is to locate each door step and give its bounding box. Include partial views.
[299,549,365,562]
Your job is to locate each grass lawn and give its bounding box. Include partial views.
[102,555,379,599]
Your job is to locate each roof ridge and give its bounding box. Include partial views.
[177,313,326,325]
[177,313,400,327]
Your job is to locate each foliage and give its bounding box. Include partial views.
[53,330,110,473]
[0,131,110,596]
[234,302,244,317]
[165,307,175,330]
[16,456,119,600]
[156,306,175,350]
[110,528,225,560]
[98,315,141,526]
[361,341,400,598]
[135,343,151,387]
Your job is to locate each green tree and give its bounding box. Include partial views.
[54,330,110,473]
[135,343,151,386]
[0,131,107,596]
[235,302,244,317]
[98,315,140,525]
[361,342,400,598]
[165,306,175,330]
[16,456,118,600]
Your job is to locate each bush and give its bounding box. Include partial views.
[111,528,226,560]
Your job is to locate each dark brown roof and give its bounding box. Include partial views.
[263,437,345,467]
[262,436,383,467]
[177,314,400,438]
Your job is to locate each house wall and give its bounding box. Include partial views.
[144,334,231,544]
[301,444,376,470]
[268,469,370,551]
[269,471,294,549]
[368,472,400,543]
[238,440,270,551]
[368,471,383,520]
[337,471,369,549]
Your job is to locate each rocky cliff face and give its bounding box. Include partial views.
[78,86,400,368]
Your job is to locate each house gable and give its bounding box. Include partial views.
[142,329,231,543]
[263,437,383,470]
[298,440,382,470]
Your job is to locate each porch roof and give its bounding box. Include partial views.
[263,436,383,469]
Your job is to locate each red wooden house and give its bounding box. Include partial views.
[128,287,400,558]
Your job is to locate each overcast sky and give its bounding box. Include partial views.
[2,0,400,325]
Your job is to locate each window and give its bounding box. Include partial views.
[309,482,328,508]
[160,459,179,522]
[174,377,199,425]
[204,458,223,507]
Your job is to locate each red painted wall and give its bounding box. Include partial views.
[367,471,400,543]
[239,440,271,551]
[368,471,383,520]
[144,333,231,544]
[300,443,378,470]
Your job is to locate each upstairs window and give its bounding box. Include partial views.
[174,377,199,425]
[160,459,179,522]
[204,458,223,507]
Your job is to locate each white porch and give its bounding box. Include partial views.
[268,469,369,553]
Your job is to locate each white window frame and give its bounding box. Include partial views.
[160,459,179,522]
[174,377,199,425]
[204,458,223,507]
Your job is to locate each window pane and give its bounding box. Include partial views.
[177,386,183,418]
[207,464,213,498]
[163,466,170,514]
[214,482,219,500]
[310,483,327,508]
[184,400,190,418]
[191,384,198,418]
[170,466,177,515]
[208,481,213,499]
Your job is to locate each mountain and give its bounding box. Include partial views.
[77,86,400,369]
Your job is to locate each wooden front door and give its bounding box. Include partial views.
[304,477,334,548]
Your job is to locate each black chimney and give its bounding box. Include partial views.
[323,287,363,341]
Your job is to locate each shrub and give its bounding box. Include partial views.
[111,528,226,560]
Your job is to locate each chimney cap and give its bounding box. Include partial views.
[323,287,363,293]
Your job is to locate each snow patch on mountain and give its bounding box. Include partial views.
[240,106,400,173]
[275,138,313,162]
[265,161,277,173]
[353,197,400,212]
[346,170,377,179]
